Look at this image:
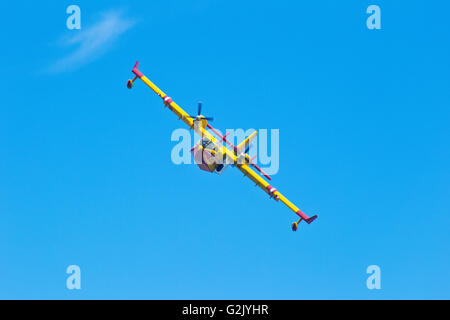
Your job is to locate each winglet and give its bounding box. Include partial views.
[305,215,318,224]
[132,61,143,78]
[296,210,318,224]
[127,61,144,89]
[292,213,318,231]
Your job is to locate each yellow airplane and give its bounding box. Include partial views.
[127,62,317,231]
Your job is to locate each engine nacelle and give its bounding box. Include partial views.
[266,185,280,200]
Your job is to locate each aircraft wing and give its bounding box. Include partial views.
[236,162,318,229]
[129,62,196,129]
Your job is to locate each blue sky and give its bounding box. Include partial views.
[1,0,449,299]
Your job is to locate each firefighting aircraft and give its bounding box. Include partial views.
[127,62,317,231]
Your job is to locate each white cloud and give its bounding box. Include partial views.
[47,10,136,73]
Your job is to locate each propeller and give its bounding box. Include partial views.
[197,101,202,116]
[188,102,214,121]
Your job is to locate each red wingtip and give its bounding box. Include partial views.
[296,210,318,224]
[305,215,318,224]
[132,61,143,78]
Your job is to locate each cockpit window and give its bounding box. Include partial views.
[201,137,214,149]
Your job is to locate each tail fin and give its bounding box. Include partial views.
[236,131,258,155]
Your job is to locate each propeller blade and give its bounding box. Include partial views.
[197,102,202,116]
[203,117,214,121]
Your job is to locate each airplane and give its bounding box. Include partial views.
[126,62,317,231]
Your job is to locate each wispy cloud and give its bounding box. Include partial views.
[47,10,136,73]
